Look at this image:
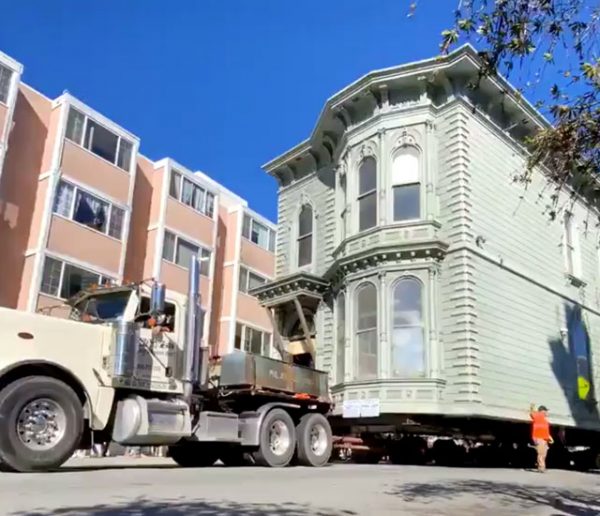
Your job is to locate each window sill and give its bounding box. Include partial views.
[566,273,586,288]
[52,213,124,244]
[167,195,215,222]
[241,236,274,254]
[64,138,133,174]
[161,258,210,278]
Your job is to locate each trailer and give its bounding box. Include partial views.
[0,256,332,472]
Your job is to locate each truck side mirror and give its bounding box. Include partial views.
[150,282,166,315]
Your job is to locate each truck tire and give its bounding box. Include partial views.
[253,408,296,467]
[0,376,83,472]
[296,413,332,467]
[169,442,218,467]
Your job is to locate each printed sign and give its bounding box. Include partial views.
[342,398,380,418]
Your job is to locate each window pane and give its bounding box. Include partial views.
[393,184,420,221]
[53,181,74,217]
[298,205,313,237]
[356,284,377,330]
[162,231,176,261]
[234,323,243,350]
[117,139,133,171]
[268,229,276,253]
[248,271,266,291]
[263,332,272,356]
[391,151,419,185]
[0,65,12,104]
[393,279,422,326]
[176,238,199,269]
[359,157,377,194]
[238,267,248,293]
[108,206,125,239]
[65,108,85,144]
[181,178,195,207]
[391,327,425,377]
[357,330,378,380]
[192,184,205,213]
[251,221,269,248]
[60,264,100,299]
[336,294,345,384]
[242,215,251,239]
[359,192,377,231]
[200,248,211,276]
[205,192,215,218]
[74,190,108,233]
[84,120,119,164]
[249,328,263,355]
[40,257,62,297]
[298,236,312,267]
[169,171,181,199]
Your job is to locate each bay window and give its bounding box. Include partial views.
[162,231,211,276]
[40,256,114,300]
[358,157,377,231]
[53,180,125,240]
[391,149,420,221]
[391,278,425,377]
[297,205,313,267]
[355,282,378,379]
[65,108,134,171]
[169,170,215,218]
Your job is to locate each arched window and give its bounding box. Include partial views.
[297,205,313,267]
[391,149,420,221]
[358,157,377,231]
[336,293,346,384]
[355,283,378,379]
[391,278,425,377]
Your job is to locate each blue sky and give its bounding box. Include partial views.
[1,1,460,222]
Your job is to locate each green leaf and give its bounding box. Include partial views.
[543,52,553,62]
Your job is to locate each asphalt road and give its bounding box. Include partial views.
[2,457,600,515]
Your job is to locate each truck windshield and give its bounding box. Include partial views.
[72,291,132,321]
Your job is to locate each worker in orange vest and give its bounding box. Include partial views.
[530,403,554,472]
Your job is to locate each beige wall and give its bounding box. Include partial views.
[61,140,130,204]
[0,103,7,141]
[237,293,270,328]
[160,261,210,303]
[240,239,275,277]
[165,198,214,246]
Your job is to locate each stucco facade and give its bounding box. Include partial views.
[0,50,275,358]
[254,45,600,431]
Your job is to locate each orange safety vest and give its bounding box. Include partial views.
[531,412,550,441]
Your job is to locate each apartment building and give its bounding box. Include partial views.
[0,50,275,357]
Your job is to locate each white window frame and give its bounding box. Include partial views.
[39,256,115,300]
[238,266,268,294]
[564,211,582,278]
[242,214,276,252]
[357,157,378,233]
[297,204,314,268]
[390,148,422,223]
[52,179,127,240]
[64,107,134,172]
[234,322,272,357]
[162,230,211,276]
[169,169,216,218]
[335,292,346,385]
[354,282,378,380]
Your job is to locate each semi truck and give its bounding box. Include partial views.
[0,256,333,472]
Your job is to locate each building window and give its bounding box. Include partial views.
[52,180,126,240]
[235,323,271,356]
[162,230,211,276]
[358,157,377,231]
[336,293,346,384]
[297,205,313,267]
[0,64,13,104]
[169,170,215,218]
[392,149,420,221]
[242,214,276,252]
[564,212,581,277]
[355,282,378,380]
[40,256,114,300]
[391,278,425,377]
[64,108,134,171]
[239,266,268,294]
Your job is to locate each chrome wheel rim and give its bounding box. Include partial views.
[17,398,66,451]
[269,420,291,456]
[310,423,328,456]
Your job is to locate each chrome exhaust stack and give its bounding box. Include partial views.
[183,255,208,403]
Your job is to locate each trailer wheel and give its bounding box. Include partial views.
[0,376,83,472]
[253,408,296,467]
[169,442,218,467]
[296,413,332,467]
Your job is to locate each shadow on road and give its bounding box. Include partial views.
[12,498,357,516]
[388,480,599,516]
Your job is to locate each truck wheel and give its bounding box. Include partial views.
[0,376,83,472]
[169,442,218,467]
[253,408,296,467]
[296,413,332,467]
